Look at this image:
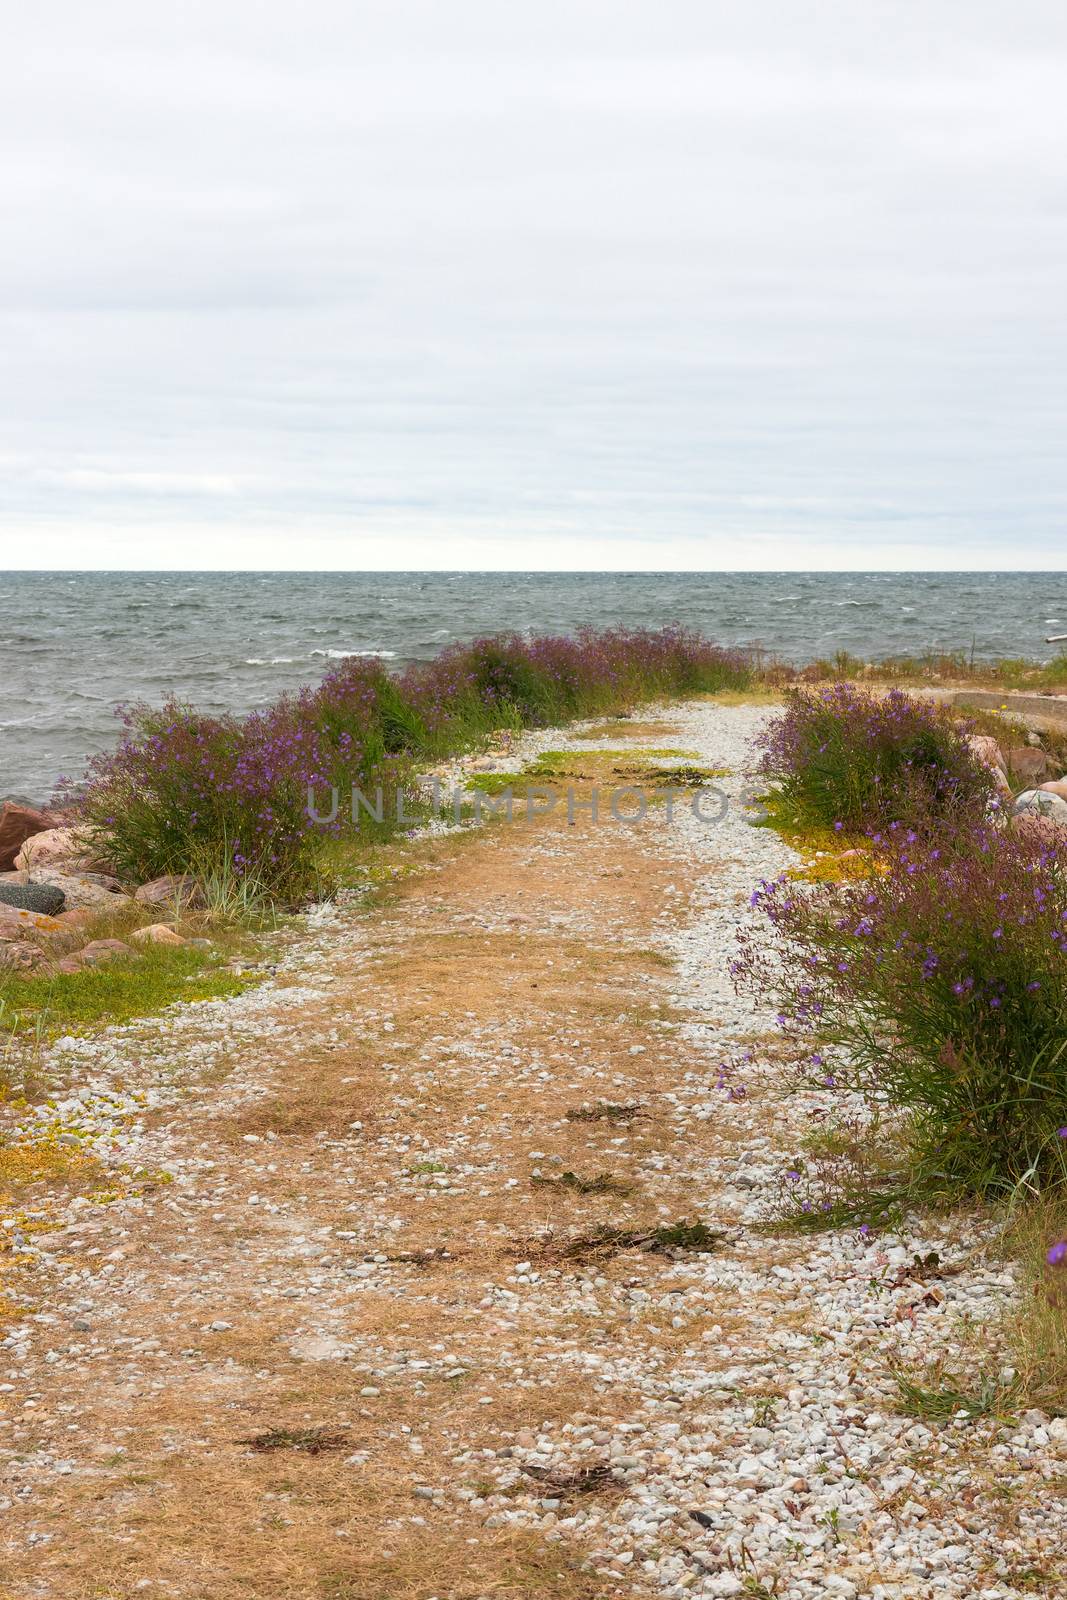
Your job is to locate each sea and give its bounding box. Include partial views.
[2,571,1066,802]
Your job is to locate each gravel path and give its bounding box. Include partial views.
[1,701,1063,1600]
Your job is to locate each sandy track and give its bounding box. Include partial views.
[0,702,1062,1600]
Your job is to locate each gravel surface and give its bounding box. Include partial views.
[1,701,1063,1599]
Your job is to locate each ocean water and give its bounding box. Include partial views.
[2,571,1066,801]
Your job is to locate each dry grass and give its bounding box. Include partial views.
[0,799,698,1597]
[1002,1198,1067,1416]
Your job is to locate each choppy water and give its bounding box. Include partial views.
[2,571,1066,801]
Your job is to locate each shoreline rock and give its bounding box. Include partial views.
[24,867,126,912]
[0,801,59,872]
[14,825,108,875]
[0,881,66,917]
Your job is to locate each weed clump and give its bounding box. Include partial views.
[528,1219,726,1262]
[564,1102,646,1123]
[531,1169,635,1196]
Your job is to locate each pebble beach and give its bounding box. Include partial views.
[1,699,1062,1599]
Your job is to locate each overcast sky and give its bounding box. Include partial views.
[2,2,1067,571]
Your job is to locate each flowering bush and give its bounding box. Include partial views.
[755,684,996,836]
[78,669,408,896]
[78,627,750,895]
[736,824,1067,1192]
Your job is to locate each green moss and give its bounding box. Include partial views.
[0,946,256,1037]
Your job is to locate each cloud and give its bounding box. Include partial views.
[37,469,244,496]
[2,1,1066,568]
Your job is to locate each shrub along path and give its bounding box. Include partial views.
[0,704,1062,1600]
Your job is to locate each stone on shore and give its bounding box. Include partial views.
[0,802,56,871]
[134,874,205,909]
[15,826,106,875]
[55,907,98,931]
[0,881,66,917]
[25,869,126,912]
[0,939,48,974]
[1006,746,1055,785]
[966,733,1007,774]
[50,955,86,974]
[130,923,186,946]
[76,939,138,967]
[1013,813,1066,846]
[0,902,64,939]
[1011,789,1067,843]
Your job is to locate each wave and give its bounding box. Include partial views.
[309,648,398,660]
[244,656,299,666]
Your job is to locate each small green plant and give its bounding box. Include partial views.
[891,1364,1020,1422]
[751,1394,779,1427]
[819,1507,841,1546]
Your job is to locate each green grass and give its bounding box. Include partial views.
[0,945,256,1037]
[891,1364,1020,1423]
[464,749,732,799]
[792,649,1067,692]
[769,1187,910,1235]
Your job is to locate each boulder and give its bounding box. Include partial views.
[967,734,1007,774]
[1012,790,1067,845]
[55,907,97,931]
[1039,778,1067,803]
[14,826,104,874]
[24,870,126,913]
[0,903,64,940]
[77,939,137,968]
[990,766,1013,800]
[1012,811,1067,848]
[0,802,55,871]
[51,954,87,975]
[1006,747,1054,785]
[134,874,205,909]
[0,881,66,917]
[130,923,185,947]
[0,940,48,974]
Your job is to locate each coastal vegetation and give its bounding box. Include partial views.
[754,681,996,836]
[76,626,752,897]
[744,682,1067,1409]
[3,657,1066,1588]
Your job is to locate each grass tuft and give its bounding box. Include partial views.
[891,1364,1020,1422]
